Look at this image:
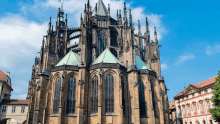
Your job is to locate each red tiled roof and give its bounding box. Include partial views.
[175,76,217,98]
[1,99,29,105]
[191,76,217,88]
[0,69,7,81]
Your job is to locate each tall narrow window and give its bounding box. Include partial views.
[1,105,6,113]
[97,29,107,57]
[105,73,114,113]
[53,76,61,114]
[21,106,25,113]
[139,79,147,117]
[66,75,76,114]
[194,104,197,112]
[207,101,210,110]
[150,80,157,117]
[91,75,98,113]
[11,106,16,113]
[121,76,125,115]
[200,102,203,111]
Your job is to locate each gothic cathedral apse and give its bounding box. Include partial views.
[26,0,170,123]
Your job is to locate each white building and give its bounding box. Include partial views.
[174,76,217,124]
[0,70,28,124]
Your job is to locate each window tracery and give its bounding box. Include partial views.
[66,75,76,114]
[97,29,107,57]
[105,73,114,113]
[139,79,147,117]
[91,75,98,113]
[53,76,61,114]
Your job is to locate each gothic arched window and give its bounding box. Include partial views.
[91,75,98,113]
[150,79,157,117]
[105,73,114,113]
[97,29,107,57]
[121,76,125,115]
[53,76,61,114]
[66,75,76,114]
[139,79,147,117]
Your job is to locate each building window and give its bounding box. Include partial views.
[66,75,76,114]
[205,90,207,93]
[11,106,16,113]
[105,73,114,113]
[97,29,107,57]
[21,106,25,113]
[192,93,194,97]
[53,76,61,114]
[207,101,210,110]
[1,105,6,113]
[210,120,213,124]
[194,104,197,112]
[183,106,185,114]
[91,75,98,113]
[188,105,190,113]
[203,120,206,124]
[200,102,203,111]
[121,76,126,115]
[138,79,147,117]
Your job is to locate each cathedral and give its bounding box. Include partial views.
[26,0,169,123]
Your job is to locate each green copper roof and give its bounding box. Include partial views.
[92,0,108,16]
[92,48,121,65]
[56,51,80,66]
[135,53,151,70]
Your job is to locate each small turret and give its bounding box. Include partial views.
[123,2,127,23]
[119,9,122,25]
[65,14,67,27]
[154,27,158,43]
[87,0,90,12]
[108,4,110,17]
[129,9,132,28]
[138,20,141,35]
[146,17,149,34]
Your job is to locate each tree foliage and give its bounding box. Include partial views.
[209,70,220,121]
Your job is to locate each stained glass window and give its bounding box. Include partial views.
[121,76,125,115]
[139,79,147,117]
[53,76,61,114]
[91,75,98,113]
[66,75,76,114]
[105,73,114,113]
[97,29,107,57]
[150,80,156,117]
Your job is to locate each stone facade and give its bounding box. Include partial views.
[174,76,218,124]
[26,0,169,124]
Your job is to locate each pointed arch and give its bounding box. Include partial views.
[66,75,76,114]
[91,75,98,113]
[121,75,126,115]
[53,76,61,114]
[105,73,114,113]
[138,79,147,117]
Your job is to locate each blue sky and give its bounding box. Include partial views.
[0,0,219,101]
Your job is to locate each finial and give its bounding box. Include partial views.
[154,27,157,34]
[119,9,121,17]
[84,4,86,12]
[61,0,63,11]
[117,10,118,17]
[108,4,110,11]
[66,14,67,19]
[49,17,51,23]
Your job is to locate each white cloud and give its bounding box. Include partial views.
[206,44,220,55]
[176,54,195,64]
[161,63,168,70]
[0,14,47,68]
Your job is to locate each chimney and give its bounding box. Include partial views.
[7,72,10,77]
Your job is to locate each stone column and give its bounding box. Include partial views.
[119,75,124,124]
[98,69,103,124]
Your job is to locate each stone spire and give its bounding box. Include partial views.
[92,0,108,16]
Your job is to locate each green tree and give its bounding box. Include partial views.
[209,70,220,122]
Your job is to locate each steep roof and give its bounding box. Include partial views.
[135,53,151,70]
[56,51,80,66]
[1,99,29,105]
[174,76,217,98]
[0,69,7,81]
[92,0,108,16]
[92,48,121,65]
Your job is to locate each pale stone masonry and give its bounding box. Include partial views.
[26,0,170,124]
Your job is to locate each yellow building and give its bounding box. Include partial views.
[26,0,170,124]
